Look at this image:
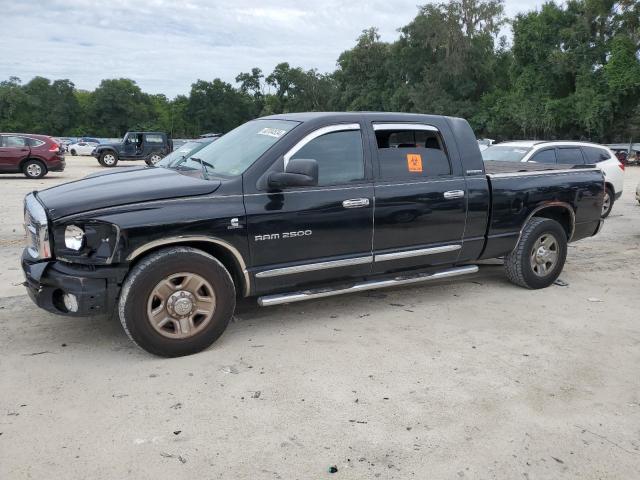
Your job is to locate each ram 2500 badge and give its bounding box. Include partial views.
[22,112,605,357]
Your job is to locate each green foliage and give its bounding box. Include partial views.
[0,0,638,142]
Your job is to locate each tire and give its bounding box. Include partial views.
[601,186,614,218]
[70,149,77,156]
[145,153,163,166]
[118,247,236,357]
[22,159,47,179]
[99,151,118,167]
[504,217,568,289]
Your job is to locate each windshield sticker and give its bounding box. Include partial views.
[407,153,423,172]
[258,127,287,138]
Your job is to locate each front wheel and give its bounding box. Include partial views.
[70,149,77,156]
[99,151,118,167]
[504,217,568,289]
[145,153,163,166]
[22,159,47,179]
[118,247,236,357]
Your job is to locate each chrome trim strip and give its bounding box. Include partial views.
[284,123,361,167]
[126,235,251,296]
[372,123,439,132]
[374,244,461,262]
[255,255,373,278]
[258,265,479,306]
[487,168,599,178]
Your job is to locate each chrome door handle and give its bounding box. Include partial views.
[342,198,370,208]
[443,190,465,199]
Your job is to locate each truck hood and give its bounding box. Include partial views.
[37,167,221,220]
[95,142,122,150]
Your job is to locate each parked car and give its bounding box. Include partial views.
[67,141,99,156]
[481,141,624,217]
[21,112,604,357]
[92,131,172,167]
[477,138,495,151]
[78,137,100,144]
[0,133,65,178]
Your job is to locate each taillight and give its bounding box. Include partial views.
[618,161,625,171]
[49,143,59,152]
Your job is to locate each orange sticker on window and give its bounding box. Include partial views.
[407,153,423,172]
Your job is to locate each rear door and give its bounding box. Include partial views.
[245,123,375,294]
[0,135,30,171]
[370,123,467,273]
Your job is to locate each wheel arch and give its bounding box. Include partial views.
[523,202,575,242]
[126,236,250,297]
[19,157,47,171]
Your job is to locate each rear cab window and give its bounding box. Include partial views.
[373,123,451,180]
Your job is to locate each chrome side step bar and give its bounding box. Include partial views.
[257,265,479,307]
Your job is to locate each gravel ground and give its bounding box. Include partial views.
[1,157,639,479]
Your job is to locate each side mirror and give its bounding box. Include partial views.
[268,158,318,189]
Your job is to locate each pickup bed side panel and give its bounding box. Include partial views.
[481,170,604,259]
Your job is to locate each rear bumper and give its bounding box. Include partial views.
[22,251,127,317]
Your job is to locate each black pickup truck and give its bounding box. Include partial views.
[22,112,605,357]
[92,131,172,167]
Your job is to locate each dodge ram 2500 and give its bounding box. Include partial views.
[22,112,605,357]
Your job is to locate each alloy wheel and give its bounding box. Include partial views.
[529,233,559,277]
[146,272,216,339]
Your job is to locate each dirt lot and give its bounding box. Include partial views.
[1,157,639,479]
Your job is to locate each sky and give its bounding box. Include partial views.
[0,0,544,98]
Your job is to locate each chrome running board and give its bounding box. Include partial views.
[257,265,479,307]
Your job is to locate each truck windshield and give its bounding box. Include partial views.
[482,145,532,162]
[175,119,299,178]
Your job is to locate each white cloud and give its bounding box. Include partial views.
[0,0,545,97]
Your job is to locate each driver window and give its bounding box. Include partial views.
[289,130,364,186]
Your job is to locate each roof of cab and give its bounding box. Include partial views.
[260,111,460,123]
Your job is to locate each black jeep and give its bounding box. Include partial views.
[92,131,173,167]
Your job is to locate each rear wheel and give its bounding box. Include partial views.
[601,186,614,218]
[99,151,118,167]
[504,217,567,289]
[118,247,236,357]
[22,159,47,179]
[145,153,163,166]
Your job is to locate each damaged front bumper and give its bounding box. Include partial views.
[22,251,127,316]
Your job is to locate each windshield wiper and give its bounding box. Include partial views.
[191,157,211,180]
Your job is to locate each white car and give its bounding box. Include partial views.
[67,141,98,156]
[482,141,625,217]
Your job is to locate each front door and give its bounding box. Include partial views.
[370,123,467,273]
[245,123,374,294]
[0,135,30,171]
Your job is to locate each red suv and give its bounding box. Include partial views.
[0,133,66,178]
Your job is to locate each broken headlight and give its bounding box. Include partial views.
[54,221,120,264]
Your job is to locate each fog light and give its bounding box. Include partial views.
[63,293,79,313]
